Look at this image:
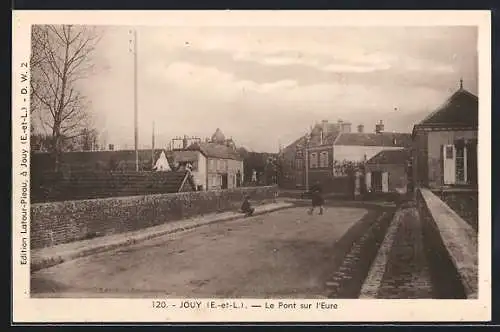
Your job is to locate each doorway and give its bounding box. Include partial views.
[221,173,228,189]
[372,171,383,192]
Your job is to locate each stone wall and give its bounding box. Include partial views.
[433,190,478,231]
[31,185,278,249]
[416,188,477,299]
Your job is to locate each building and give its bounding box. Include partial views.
[365,148,410,194]
[171,129,244,191]
[412,81,478,189]
[279,119,343,189]
[279,118,412,190]
[332,121,412,176]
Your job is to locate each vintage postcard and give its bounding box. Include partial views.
[12,10,491,323]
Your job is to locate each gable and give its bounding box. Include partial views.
[366,148,410,165]
[417,89,478,128]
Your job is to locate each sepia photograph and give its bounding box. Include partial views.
[12,10,491,322]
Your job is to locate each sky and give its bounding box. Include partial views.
[79,26,478,152]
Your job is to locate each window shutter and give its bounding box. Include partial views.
[382,172,389,192]
[365,172,372,191]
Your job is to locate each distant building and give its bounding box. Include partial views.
[279,119,343,189]
[279,119,411,189]
[332,127,412,175]
[412,82,478,188]
[365,148,411,194]
[171,129,244,190]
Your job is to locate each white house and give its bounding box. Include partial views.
[332,125,412,176]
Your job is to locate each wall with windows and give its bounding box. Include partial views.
[206,157,244,190]
[308,148,333,170]
[426,130,477,188]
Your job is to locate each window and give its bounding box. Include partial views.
[446,146,454,159]
[295,159,304,170]
[211,175,221,187]
[319,151,329,168]
[209,159,216,171]
[296,150,303,158]
[310,152,318,168]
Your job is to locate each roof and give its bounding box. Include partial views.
[187,142,242,160]
[416,88,478,128]
[366,149,410,165]
[334,132,412,147]
[170,150,200,163]
[282,122,342,151]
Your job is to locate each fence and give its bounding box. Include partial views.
[31,170,190,203]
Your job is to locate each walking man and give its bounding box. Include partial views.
[308,180,324,215]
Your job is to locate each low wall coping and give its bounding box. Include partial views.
[418,187,478,298]
[31,185,278,207]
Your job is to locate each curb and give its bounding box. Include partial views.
[31,203,294,272]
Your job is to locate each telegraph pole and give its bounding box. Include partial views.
[305,132,310,192]
[151,121,155,168]
[133,29,139,172]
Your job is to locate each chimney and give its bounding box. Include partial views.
[357,124,364,133]
[375,120,384,134]
[337,119,344,133]
[321,120,329,134]
[342,122,352,133]
[182,135,188,149]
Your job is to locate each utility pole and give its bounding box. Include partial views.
[305,132,310,192]
[133,29,139,172]
[151,121,155,168]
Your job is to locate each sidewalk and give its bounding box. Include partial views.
[31,201,294,272]
[359,204,434,298]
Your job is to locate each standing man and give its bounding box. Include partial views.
[308,180,324,215]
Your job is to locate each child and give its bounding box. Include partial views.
[241,195,255,217]
[308,180,324,215]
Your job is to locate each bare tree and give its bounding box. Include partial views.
[31,24,101,171]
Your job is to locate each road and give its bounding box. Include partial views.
[31,205,378,298]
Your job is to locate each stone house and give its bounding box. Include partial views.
[412,83,478,189]
[279,119,343,189]
[279,119,412,190]
[365,148,411,194]
[173,129,244,191]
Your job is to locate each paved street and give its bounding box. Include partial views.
[31,205,380,298]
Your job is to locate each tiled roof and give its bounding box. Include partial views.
[187,142,242,160]
[417,88,478,128]
[366,149,410,165]
[334,132,412,147]
[170,150,200,163]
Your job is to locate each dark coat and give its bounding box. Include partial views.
[241,199,252,212]
[310,184,324,206]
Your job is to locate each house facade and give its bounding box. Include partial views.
[365,148,410,194]
[412,84,478,189]
[173,129,244,191]
[279,119,343,189]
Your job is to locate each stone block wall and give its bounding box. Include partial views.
[31,186,278,249]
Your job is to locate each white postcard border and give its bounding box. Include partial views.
[12,10,492,323]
